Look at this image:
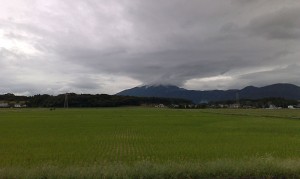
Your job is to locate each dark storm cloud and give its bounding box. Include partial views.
[0,0,299,94]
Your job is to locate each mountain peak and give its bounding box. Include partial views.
[139,83,181,88]
[242,86,258,90]
[142,84,182,89]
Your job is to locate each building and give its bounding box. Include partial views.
[230,103,240,109]
[0,101,9,108]
[155,104,165,108]
[14,104,22,108]
[268,104,277,109]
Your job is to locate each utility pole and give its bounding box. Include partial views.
[64,93,68,108]
[236,92,240,108]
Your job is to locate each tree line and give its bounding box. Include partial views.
[0,93,192,108]
[1,93,298,108]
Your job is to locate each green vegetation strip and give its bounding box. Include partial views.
[1,108,300,178]
[201,109,300,120]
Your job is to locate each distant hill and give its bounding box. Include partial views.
[116,83,300,103]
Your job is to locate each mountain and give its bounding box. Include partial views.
[116,83,300,103]
[116,85,187,98]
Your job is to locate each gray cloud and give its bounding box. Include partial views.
[69,75,101,90]
[0,0,299,95]
[238,64,300,87]
[247,7,300,40]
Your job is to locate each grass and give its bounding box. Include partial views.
[0,108,300,178]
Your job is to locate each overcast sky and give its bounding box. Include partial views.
[1,0,300,95]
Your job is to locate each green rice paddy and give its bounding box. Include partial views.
[0,108,300,178]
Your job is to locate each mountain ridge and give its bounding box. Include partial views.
[116,83,300,103]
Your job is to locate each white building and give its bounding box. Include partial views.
[14,104,22,108]
[155,104,165,108]
[268,104,277,109]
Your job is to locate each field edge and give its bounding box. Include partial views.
[1,157,300,178]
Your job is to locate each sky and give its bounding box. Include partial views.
[0,0,300,95]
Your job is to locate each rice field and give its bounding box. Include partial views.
[0,107,300,178]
